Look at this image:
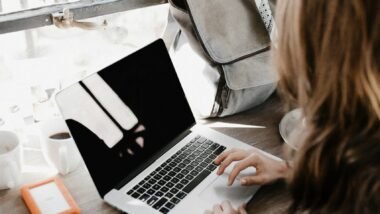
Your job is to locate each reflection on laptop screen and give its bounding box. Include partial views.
[56,40,196,197]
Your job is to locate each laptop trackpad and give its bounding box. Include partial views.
[199,165,259,207]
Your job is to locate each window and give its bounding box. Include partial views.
[0,0,170,125]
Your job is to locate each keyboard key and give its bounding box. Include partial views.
[199,153,209,159]
[205,158,214,163]
[176,191,187,199]
[195,166,203,172]
[153,184,161,190]
[170,197,180,204]
[183,170,211,193]
[197,137,207,143]
[137,188,146,194]
[176,173,184,179]
[139,194,150,202]
[127,189,133,195]
[153,197,168,210]
[159,170,168,176]
[190,170,199,176]
[147,196,158,206]
[208,154,217,159]
[178,163,186,168]
[158,180,166,186]
[131,192,141,198]
[205,140,213,145]
[165,192,174,198]
[161,187,169,192]
[201,144,209,149]
[199,155,208,161]
[180,146,188,152]
[195,148,204,153]
[194,159,202,163]
[185,165,194,171]
[168,171,177,177]
[173,167,181,172]
[209,143,219,150]
[155,191,164,197]
[181,169,190,175]
[207,164,218,171]
[175,183,184,189]
[154,175,162,180]
[185,174,194,180]
[202,158,214,164]
[163,176,171,181]
[165,202,175,209]
[160,207,170,214]
[205,148,214,154]
[180,179,189,185]
[174,158,182,163]
[148,179,157,184]
[190,161,198,167]
[193,142,201,147]
[143,183,151,189]
[201,161,210,167]
[132,185,139,190]
[213,146,226,155]
[171,178,180,183]
[166,182,174,188]
[193,151,201,156]
[170,188,179,194]
[169,162,177,168]
[138,180,145,186]
[183,159,191,164]
[164,166,173,171]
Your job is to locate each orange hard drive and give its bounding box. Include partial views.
[20,177,80,214]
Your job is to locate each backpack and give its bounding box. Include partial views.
[167,0,277,118]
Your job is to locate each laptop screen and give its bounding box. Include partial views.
[56,40,196,197]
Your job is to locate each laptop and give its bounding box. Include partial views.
[55,39,272,213]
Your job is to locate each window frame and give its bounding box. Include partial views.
[0,0,167,34]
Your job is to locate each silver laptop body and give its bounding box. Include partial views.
[55,40,277,214]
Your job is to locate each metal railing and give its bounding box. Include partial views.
[0,0,167,34]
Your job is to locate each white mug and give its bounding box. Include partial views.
[39,119,81,175]
[0,130,22,189]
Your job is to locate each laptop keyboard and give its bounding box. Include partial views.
[126,135,226,213]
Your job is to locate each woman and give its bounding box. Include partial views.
[207,0,380,213]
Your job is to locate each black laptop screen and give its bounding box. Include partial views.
[56,40,196,197]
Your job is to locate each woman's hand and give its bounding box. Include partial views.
[205,201,247,214]
[214,148,288,186]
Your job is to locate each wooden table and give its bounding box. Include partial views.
[0,95,292,213]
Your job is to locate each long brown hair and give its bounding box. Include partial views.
[274,0,380,212]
